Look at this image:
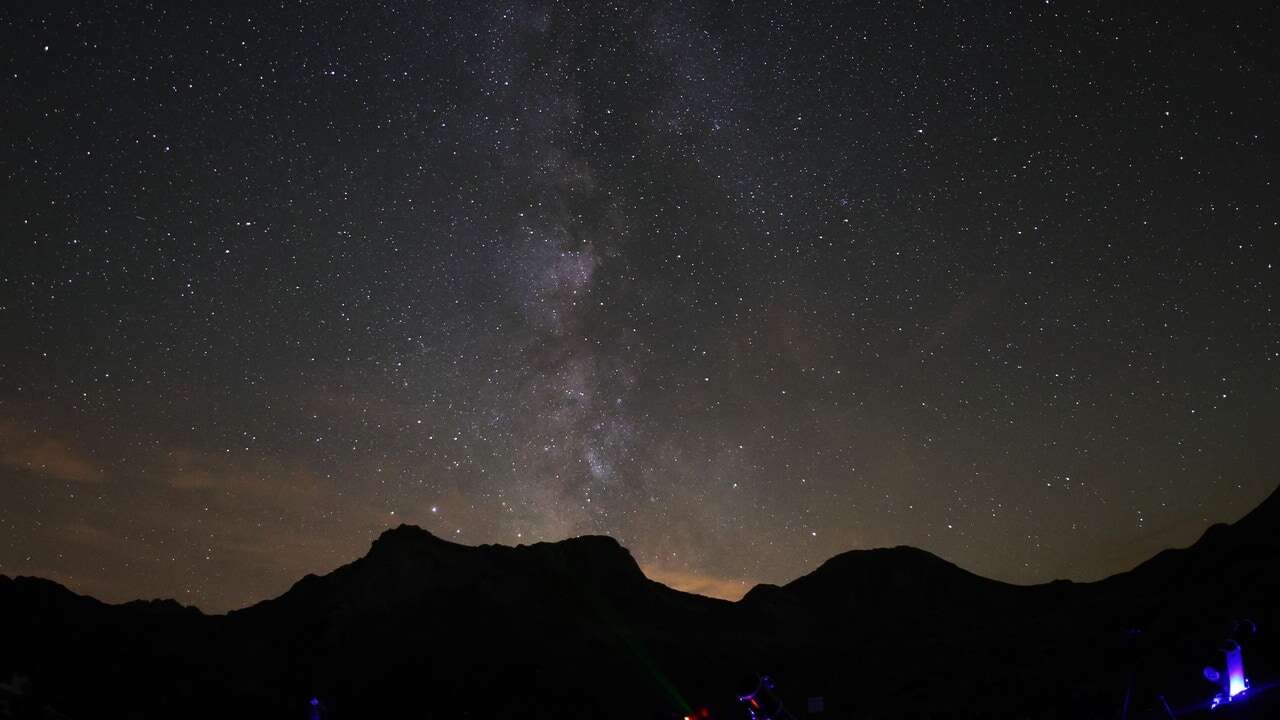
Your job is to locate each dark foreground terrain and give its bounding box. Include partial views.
[3,485,1278,719]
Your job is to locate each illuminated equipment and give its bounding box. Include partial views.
[1204,639,1249,710]
[737,675,797,720]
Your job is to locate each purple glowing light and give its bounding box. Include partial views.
[1207,641,1250,710]
[1225,643,1247,699]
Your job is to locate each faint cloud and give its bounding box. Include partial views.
[0,420,104,483]
[152,447,327,508]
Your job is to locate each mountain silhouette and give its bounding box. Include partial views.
[2,487,1278,719]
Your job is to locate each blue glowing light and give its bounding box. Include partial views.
[1226,643,1247,698]
[1207,641,1250,710]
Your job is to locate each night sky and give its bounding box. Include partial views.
[1,2,1277,613]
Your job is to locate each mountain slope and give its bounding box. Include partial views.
[2,485,1277,719]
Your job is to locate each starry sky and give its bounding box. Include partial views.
[1,1,1277,613]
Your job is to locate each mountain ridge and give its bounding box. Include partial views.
[2,483,1276,719]
[6,479,1278,614]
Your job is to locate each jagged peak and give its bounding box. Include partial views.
[8,574,79,596]
[120,597,203,615]
[522,534,645,578]
[374,523,448,543]
[546,533,627,552]
[367,523,462,555]
[360,527,643,585]
[367,526,629,557]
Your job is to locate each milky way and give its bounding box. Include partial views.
[1,2,1277,612]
